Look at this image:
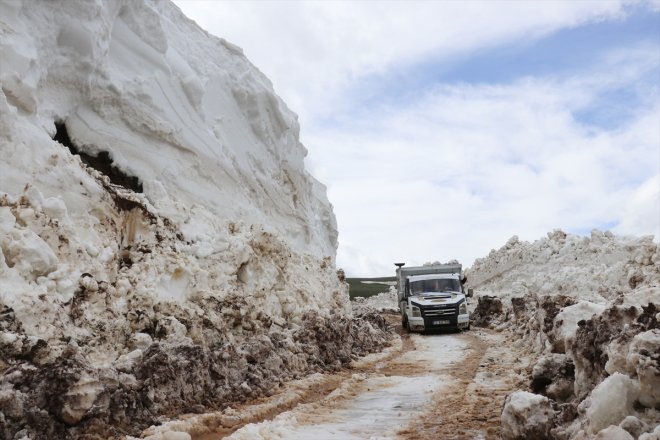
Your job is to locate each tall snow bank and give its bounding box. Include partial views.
[0,1,392,438]
[468,230,659,439]
[469,230,658,307]
[0,0,336,259]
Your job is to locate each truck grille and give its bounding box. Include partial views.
[421,305,456,317]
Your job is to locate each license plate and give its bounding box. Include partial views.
[433,320,450,325]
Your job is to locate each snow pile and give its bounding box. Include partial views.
[583,373,640,434]
[352,286,399,312]
[0,1,390,438]
[501,391,555,440]
[468,230,659,439]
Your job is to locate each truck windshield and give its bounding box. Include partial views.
[410,279,461,294]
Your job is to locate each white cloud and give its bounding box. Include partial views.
[174,0,629,120]
[308,50,660,275]
[615,174,660,239]
[174,1,660,276]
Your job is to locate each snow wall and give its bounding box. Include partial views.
[0,1,389,438]
[467,230,659,440]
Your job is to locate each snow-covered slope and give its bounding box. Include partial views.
[467,230,659,439]
[0,1,390,438]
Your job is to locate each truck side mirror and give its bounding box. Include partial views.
[467,288,474,298]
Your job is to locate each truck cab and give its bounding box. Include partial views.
[396,263,471,332]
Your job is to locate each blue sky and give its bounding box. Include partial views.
[176,1,660,276]
[326,5,660,127]
[430,5,659,83]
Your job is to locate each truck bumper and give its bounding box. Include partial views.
[408,316,426,332]
[416,313,470,331]
[457,313,470,329]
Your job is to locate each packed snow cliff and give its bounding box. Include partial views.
[467,230,659,440]
[0,1,390,438]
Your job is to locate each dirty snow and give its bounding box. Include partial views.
[469,230,659,439]
[0,0,390,438]
[153,326,526,440]
[226,375,442,440]
[224,334,465,440]
[1,0,658,438]
[352,285,398,311]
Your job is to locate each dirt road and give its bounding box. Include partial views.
[175,320,528,440]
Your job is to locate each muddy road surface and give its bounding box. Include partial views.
[142,319,529,440]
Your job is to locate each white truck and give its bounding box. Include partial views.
[395,262,472,332]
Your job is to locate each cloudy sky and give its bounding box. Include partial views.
[174,1,660,276]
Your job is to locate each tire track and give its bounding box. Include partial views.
[398,329,526,440]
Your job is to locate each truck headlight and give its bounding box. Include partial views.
[459,302,468,315]
[412,306,421,317]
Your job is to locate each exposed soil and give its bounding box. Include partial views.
[0,305,392,440]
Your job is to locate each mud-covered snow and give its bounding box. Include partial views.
[0,1,391,438]
[468,230,659,439]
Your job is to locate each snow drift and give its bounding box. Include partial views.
[0,1,389,438]
[468,230,659,439]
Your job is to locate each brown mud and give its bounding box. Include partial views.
[399,330,526,439]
